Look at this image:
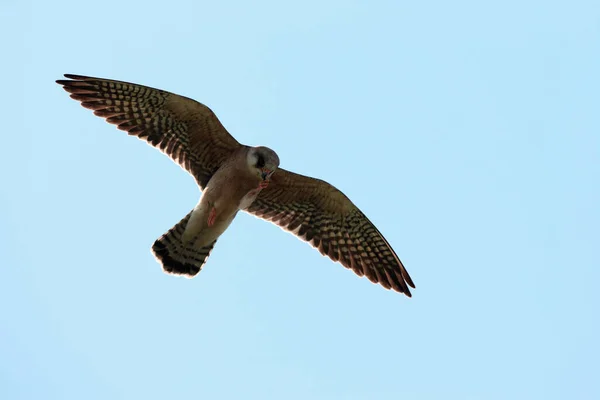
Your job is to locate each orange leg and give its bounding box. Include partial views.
[207,207,217,227]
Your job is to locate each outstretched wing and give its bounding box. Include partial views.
[56,74,241,188]
[245,169,415,296]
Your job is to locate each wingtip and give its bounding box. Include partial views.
[56,74,74,86]
[404,271,416,289]
[56,74,93,84]
[383,282,412,297]
[402,281,415,297]
[63,73,86,80]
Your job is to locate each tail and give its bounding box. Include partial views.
[151,211,217,277]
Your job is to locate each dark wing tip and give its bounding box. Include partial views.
[63,73,91,80]
[333,245,414,297]
[56,74,95,86]
[392,269,414,297]
[405,271,416,289]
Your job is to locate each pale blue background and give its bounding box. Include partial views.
[1,1,598,399]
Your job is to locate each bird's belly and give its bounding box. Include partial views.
[239,188,262,210]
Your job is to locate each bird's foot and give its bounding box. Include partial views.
[259,181,269,189]
[207,207,217,227]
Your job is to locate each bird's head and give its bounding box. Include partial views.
[247,146,280,182]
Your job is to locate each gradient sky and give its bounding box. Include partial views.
[1,1,599,399]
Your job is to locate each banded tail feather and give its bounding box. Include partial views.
[151,211,217,277]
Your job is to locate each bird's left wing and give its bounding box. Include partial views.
[245,169,415,296]
[56,74,241,188]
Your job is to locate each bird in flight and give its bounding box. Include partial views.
[56,74,415,296]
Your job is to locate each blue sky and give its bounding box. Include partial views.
[1,0,599,399]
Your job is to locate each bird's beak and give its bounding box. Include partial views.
[261,168,271,181]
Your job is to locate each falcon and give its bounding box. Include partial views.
[56,74,416,296]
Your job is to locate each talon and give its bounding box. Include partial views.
[207,207,217,227]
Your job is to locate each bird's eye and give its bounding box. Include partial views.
[256,154,265,168]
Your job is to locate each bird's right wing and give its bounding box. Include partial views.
[56,74,241,188]
[245,168,415,296]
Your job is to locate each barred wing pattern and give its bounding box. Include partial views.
[246,169,415,296]
[56,74,241,188]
